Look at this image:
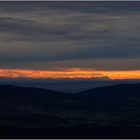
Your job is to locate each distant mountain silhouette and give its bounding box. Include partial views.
[0,84,70,102]
[0,83,140,138]
[0,84,66,95]
[80,83,140,95]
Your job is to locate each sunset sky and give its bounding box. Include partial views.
[0,1,140,80]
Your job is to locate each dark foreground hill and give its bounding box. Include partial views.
[0,83,140,138]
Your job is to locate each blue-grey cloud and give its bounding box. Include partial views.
[0,2,140,13]
[0,1,140,70]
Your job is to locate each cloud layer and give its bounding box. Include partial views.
[0,1,140,71]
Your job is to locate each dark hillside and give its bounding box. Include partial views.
[0,84,140,138]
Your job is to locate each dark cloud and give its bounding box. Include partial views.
[0,17,73,42]
[0,1,140,13]
[0,1,139,70]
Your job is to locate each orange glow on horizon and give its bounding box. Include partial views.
[0,68,140,80]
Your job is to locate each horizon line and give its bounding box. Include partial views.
[0,68,140,80]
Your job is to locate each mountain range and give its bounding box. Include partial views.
[0,83,140,138]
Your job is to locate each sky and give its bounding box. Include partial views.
[0,1,140,80]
